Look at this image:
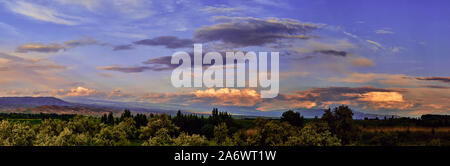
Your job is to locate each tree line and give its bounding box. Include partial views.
[0,105,448,146]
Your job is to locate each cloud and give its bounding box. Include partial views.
[421,85,450,89]
[194,16,324,47]
[63,38,100,48]
[375,30,394,34]
[16,43,64,53]
[16,38,102,53]
[255,86,409,111]
[113,44,134,51]
[350,57,375,67]
[97,66,152,73]
[141,56,179,71]
[201,6,244,13]
[329,72,413,86]
[134,36,194,49]
[366,40,383,50]
[392,46,403,53]
[416,77,450,83]
[190,88,261,107]
[53,86,102,97]
[53,0,103,11]
[4,1,85,25]
[0,52,70,88]
[357,92,404,102]
[291,39,355,57]
[314,50,347,57]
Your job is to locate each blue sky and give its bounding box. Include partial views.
[0,0,449,117]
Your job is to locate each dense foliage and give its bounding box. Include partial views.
[0,105,449,146]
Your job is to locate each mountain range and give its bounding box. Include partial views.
[0,97,400,119]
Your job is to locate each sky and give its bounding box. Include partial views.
[0,0,449,117]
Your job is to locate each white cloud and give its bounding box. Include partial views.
[366,40,383,50]
[201,6,244,14]
[375,29,394,34]
[53,0,103,12]
[4,1,85,25]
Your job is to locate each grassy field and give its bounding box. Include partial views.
[362,126,450,133]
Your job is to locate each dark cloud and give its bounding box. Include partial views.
[97,66,152,73]
[63,38,100,48]
[314,50,347,57]
[113,44,134,51]
[416,77,450,83]
[421,85,450,89]
[194,17,324,47]
[134,36,194,49]
[142,56,180,71]
[141,49,248,72]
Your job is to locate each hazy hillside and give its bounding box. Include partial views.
[0,97,73,108]
[294,109,401,120]
[0,97,401,119]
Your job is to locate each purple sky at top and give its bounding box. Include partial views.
[0,0,448,117]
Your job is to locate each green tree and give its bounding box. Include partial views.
[120,109,132,122]
[93,124,129,146]
[333,105,359,145]
[321,105,359,145]
[142,128,173,146]
[107,112,114,125]
[246,119,296,146]
[0,120,35,146]
[173,132,209,146]
[281,110,304,127]
[213,123,234,146]
[116,117,137,139]
[139,114,179,140]
[284,123,341,146]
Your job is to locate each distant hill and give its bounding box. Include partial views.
[0,97,121,115]
[0,97,401,119]
[0,97,73,108]
[0,97,181,115]
[293,109,401,120]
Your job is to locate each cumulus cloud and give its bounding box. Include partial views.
[134,36,194,49]
[254,86,409,111]
[194,16,324,47]
[190,88,261,107]
[357,92,404,102]
[53,86,102,97]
